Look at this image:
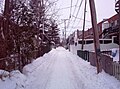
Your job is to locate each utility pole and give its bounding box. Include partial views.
[64,20,67,40]
[42,17,45,34]
[3,0,10,37]
[89,0,101,73]
[42,0,45,34]
[62,19,68,46]
[119,0,120,64]
[3,0,10,56]
[81,0,87,50]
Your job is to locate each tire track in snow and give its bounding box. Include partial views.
[65,51,85,89]
[21,47,120,89]
[23,50,57,89]
[45,50,73,89]
[45,49,84,89]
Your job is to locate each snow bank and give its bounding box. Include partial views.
[67,50,120,89]
[0,47,120,89]
[0,70,26,89]
[0,70,9,78]
[0,48,57,89]
[23,48,56,75]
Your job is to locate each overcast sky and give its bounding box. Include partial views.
[0,0,117,37]
[55,0,117,37]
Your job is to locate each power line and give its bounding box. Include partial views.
[72,15,90,22]
[67,0,79,29]
[68,0,84,34]
[72,0,84,26]
[58,5,77,10]
[72,0,80,16]
[61,25,91,29]
[66,0,73,29]
[70,0,73,18]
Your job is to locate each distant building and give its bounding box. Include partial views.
[67,30,82,45]
[102,14,119,44]
[74,14,119,44]
[67,14,119,53]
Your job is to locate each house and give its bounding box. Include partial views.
[76,14,119,44]
[67,14,119,54]
[102,14,119,44]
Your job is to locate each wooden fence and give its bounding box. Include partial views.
[77,50,120,81]
[101,50,112,56]
[100,54,113,75]
[89,52,96,66]
[113,62,120,80]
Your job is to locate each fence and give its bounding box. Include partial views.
[89,52,113,75]
[77,50,89,62]
[77,50,120,81]
[100,54,113,75]
[113,62,120,80]
[89,52,96,66]
[101,50,112,56]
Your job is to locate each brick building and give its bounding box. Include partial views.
[78,14,119,44]
[67,14,119,45]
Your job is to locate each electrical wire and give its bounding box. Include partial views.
[58,5,78,11]
[68,0,84,35]
[67,0,79,29]
[72,0,83,27]
[66,0,73,29]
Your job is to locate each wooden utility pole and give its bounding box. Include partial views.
[64,20,67,40]
[81,0,87,50]
[3,0,10,37]
[42,0,45,34]
[89,0,101,73]
[2,0,10,57]
[62,19,68,46]
[119,0,120,64]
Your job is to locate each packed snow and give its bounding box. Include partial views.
[0,47,120,89]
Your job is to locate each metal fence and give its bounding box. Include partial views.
[77,50,89,62]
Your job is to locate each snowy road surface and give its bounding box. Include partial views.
[0,47,120,89]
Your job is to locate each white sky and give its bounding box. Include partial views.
[55,0,117,37]
[0,0,117,38]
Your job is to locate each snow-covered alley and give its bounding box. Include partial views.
[1,47,120,89]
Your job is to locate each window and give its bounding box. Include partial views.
[110,21,114,27]
[117,20,119,26]
[78,41,85,44]
[104,40,112,44]
[99,40,103,44]
[86,40,93,44]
